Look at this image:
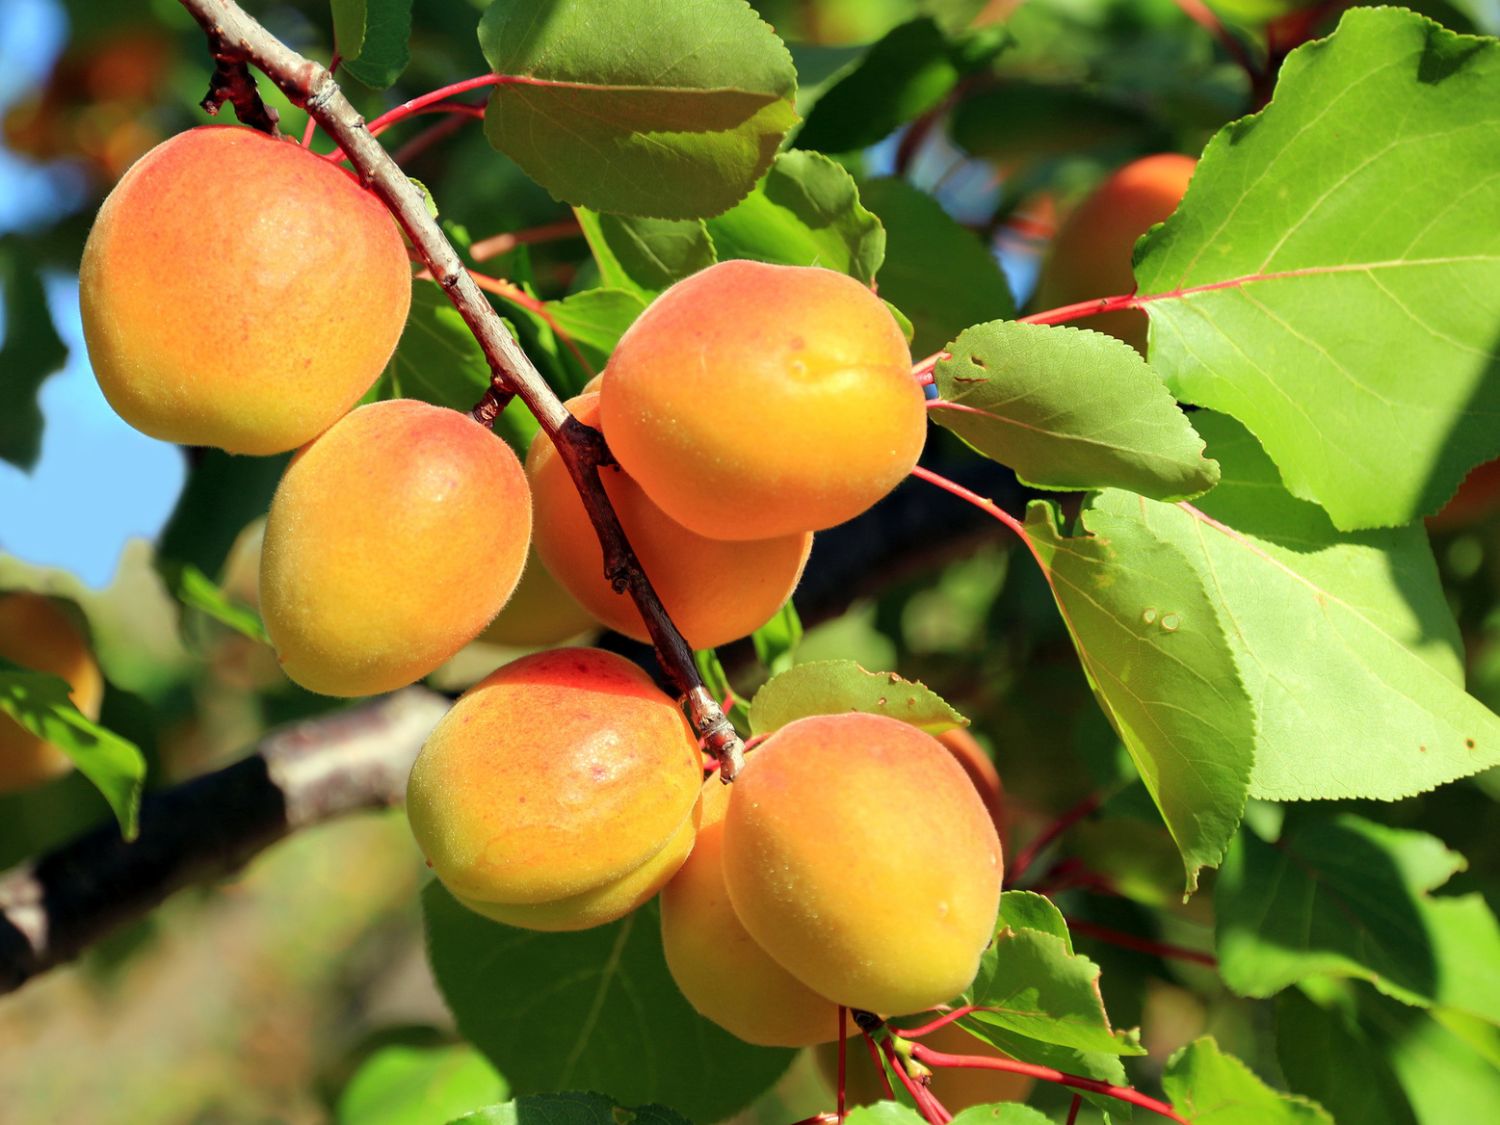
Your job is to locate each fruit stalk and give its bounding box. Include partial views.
[175,0,743,776]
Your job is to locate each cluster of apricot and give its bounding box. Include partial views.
[407,646,1006,1054]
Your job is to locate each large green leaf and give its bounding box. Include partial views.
[452,1093,690,1125]
[706,150,885,283]
[0,658,145,839]
[379,280,492,411]
[478,0,797,218]
[422,884,790,1122]
[330,0,412,88]
[1025,500,1256,889]
[933,323,1219,499]
[337,1043,505,1125]
[541,288,647,373]
[847,1106,1050,1125]
[574,210,716,299]
[1134,8,1500,530]
[1360,991,1500,1122]
[859,178,1014,356]
[1124,412,1500,801]
[1215,815,1500,1023]
[747,659,966,736]
[1162,1038,1331,1124]
[1274,990,1418,1125]
[795,18,1007,153]
[0,245,66,471]
[968,896,1145,1056]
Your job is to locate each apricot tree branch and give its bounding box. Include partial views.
[175,0,742,777]
[0,688,450,996]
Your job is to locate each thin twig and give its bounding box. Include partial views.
[1006,790,1105,888]
[1064,916,1218,968]
[175,0,742,777]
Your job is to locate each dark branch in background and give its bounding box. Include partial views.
[176,0,742,778]
[0,689,450,996]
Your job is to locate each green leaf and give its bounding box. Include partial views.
[932,323,1219,500]
[1124,412,1500,801]
[958,1021,1130,1105]
[1361,992,1500,1122]
[574,209,716,299]
[968,906,1145,1056]
[542,288,648,374]
[1274,990,1418,1125]
[157,450,289,579]
[451,1093,691,1125]
[1163,1038,1331,1124]
[950,82,1158,166]
[858,177,1015,357]
[997,890,1072,948]
[0,658,144,839]
[0,244,66,470]
[337,1042,505,1125]
[380,280,492,411]
[161,562,268,643]
[706,151,885,283]
[947,1106,1054,1125]
[1133,8,1500,530]
[751,601,803,676]
[330,0,412,89]
[422,884,790,1122]
[843,1107,925,1125]
[795,18,1008,153]
[1025,500,1256,889]
[1215,814,1500,1024]
[748,659,966,736]
[478,0,797,219]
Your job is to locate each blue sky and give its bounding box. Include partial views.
[0,0,187,588]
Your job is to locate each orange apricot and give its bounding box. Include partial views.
[260,400,530,697]
[600,260,925,541]
[528,393,812,649]
[0,593,104,793]
[1033,153,1197,353]
[661,779,847,1047]
[478,548,598,649]
[815,1019,1034,1109]
[406,648,703,931]
[723,713,1003,1016]
[79,126,411,454]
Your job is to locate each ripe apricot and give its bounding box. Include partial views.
[723,713,1003,1015]
[528,394,812,650]
[600,260,925,541]
[815,1019,1034,1109]
[260,400,531,697]
[0,593,104,793]
[661,779,846,1047]
[1033,153,1197,353]
[478,549,598,649]
[406,648,703,931]
[79,126,411,454]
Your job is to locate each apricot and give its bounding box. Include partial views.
[406,648,703,931]
[723,713,1003,1015]
[0,593,104,793]
[260,400,531,697]
[600,260,925,541]
[661,779,847,1047]
[1033,153,1197,353]
[79,125,411,454]
[528,394,812,650]
[938,727,1006,835]
[478,549,598,649]
[815,1019,1034,1109]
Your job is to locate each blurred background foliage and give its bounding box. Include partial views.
[0,0,1497,1121]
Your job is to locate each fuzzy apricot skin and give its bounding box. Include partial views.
[661,779,848,1047]
[529,394,812,650]
[79,126,411,454]
[815,1019,1034,1109]
[722,713,1003,1016]
[478,549,598,649]
[406,648,703,931]
[600,260,925,541]
[259,400,531,698]
[0,594,103,793]
[1033,153,1197,353]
